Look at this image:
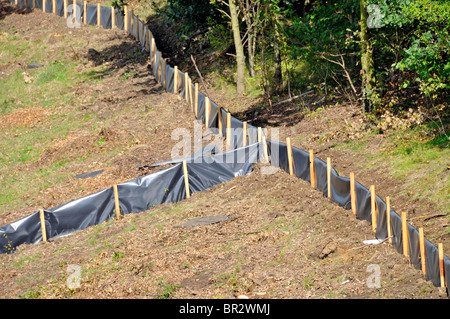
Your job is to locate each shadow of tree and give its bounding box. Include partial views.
[82,7,329,129]
[84,36,151,82]
[232,94,327,128]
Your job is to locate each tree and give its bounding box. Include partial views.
[360,0,376,112]
[285,0,360,99]
[229,0,246,95]
[237,0,260,78]
[272,8,283,94]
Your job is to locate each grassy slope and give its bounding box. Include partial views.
[0,29,84,212]
[336,122,449,216]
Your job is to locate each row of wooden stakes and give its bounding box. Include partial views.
[37,143,447,289]
[163,56,449,289]
[30,0,446,291]
[23,0,138,31]
[289,144,446,289]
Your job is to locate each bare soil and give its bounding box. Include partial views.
[0,0,448,299]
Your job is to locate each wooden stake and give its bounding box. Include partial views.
[286,137,294,176]
[39,209,47,242]
[243,121,248,147]
[52,0,56,13]
[84,1,87,24]
[189,77,193,110]
[419,227,426,276]
[226,112,232,150]
[174,66,178,93]
[160,55,164,86]
[194,83,199,118]
[145,28,149,51]
[218,107,223,135]
[111,6,115,28]
[184,72,189,102]
[350,172,357,216]
[157,55,161,83]
[402,211,409,259]
[205,96,211,128]
[72,0,75,20]
[64,0,67,18]
[136,18,140,42]
[309,150,316,188]
[124,5,128,32]
[262,136,269,163]
[327,157,331,198]
[33,0,36,9]
[113,185,121,218]
[183,161,190,199]
[164,59,167,87]
[257,127,262,143]
[370,185,377,233]
[150,37,155,65]
[97,3,101,27]
[386,196,392,244]
[438,243,445,288]
[42,0,45,12]
[130,11,133,36]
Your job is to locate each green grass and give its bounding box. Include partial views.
[0,108,88,212]
[303,271,316,290]
[337,121,449,214]
[156,278,180,299]
[382,128,449,214]
[0,28,109,216]
[0,50,77,114]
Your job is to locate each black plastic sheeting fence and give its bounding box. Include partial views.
[4,0,450,293]
[1,142,262,253]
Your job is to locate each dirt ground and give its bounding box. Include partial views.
[0,0,448,299]
[0,162,446,299]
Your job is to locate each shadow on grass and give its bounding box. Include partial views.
[84,36,161,91]
[229,91,328,128]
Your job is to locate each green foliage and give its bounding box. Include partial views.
[156,278,180,299]
[36,61,69,85]
[19,289,41,299]
[402,0,450,26]
[288,0,359,54]
[208,22,232,51]
[368,0,450,99]
[113,251,125,261]
[285,0,360,91]
[111,0,127,13]
[159,0,225,34]
[154,0,449,117]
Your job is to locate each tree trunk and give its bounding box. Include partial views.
[242,0,256,78]
[248,28,256,78]
[229,0,246,96]
[273,21,283,94]
[360,0,376,112]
